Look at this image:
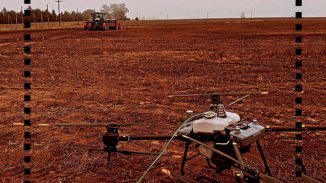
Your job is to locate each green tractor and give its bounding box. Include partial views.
[84,12,108,31]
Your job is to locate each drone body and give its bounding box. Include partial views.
[101,92,324,183]
[178,109,266,178]
[101,92,273,182]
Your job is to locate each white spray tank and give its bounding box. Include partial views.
[193,111,240,135]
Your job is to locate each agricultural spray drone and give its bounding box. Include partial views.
[14,91,325,183]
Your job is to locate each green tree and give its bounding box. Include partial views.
[82,9,96,20]
[33,9,42,22]
[50,10,57,21]
[71,11,76,21]
[62,11,72,21]
[7,10,16,23]
[100,4,110,15]
[1,7,8,14]
[100,3,129,20]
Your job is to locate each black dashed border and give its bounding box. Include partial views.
[295,0,303,178]
[23,0,32,182]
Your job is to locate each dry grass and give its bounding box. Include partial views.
[0,21,83,31]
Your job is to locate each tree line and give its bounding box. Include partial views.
[0,3,129,24]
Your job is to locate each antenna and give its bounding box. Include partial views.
[55,0,62,25]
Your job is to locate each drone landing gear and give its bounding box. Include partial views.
[181,140,191,176]
[256,140,272,176]
[181,140,208,176]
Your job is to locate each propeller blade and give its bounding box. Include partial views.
[168,91,268,98]
[265,125,326,132]
[39,123,108,127]
[260,174,284,183]
[63,145,102,151]
[12,123,24,126]
[13,123,170,127]
[12,122,109,127]
[225,94,251,108]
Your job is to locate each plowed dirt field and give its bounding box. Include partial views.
[0,18,325,182]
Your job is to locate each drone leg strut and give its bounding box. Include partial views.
[107,152,112,165]
[181,140,191,176]
[256,140,271,176]
[232,141,245,168]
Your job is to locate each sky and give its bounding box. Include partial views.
[1,0,326,19]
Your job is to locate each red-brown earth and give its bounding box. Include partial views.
[0,18,325,182]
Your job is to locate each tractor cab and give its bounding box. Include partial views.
[84,12,108,31]
[92,13,105,24]
[84,12,121,31]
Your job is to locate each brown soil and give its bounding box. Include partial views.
[0,18,325,183]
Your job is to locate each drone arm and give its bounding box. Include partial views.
[117,134,180,141]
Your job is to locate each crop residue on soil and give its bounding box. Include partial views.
[0,19,325,182]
